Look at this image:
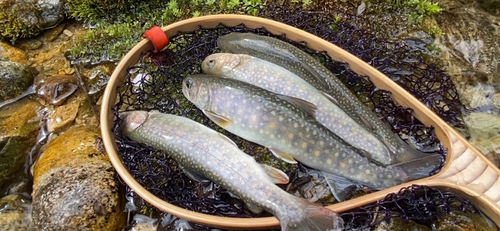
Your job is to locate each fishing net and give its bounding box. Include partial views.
[111,2,471,230]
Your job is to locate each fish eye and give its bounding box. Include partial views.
[207,59,216,67]
[185,78,193,89]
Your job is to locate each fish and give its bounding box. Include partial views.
[119,110,344,231]
[216,32,431,165]
[202,52,395,165]
[182,75,441,192]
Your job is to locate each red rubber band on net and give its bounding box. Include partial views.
[143,25,169,53]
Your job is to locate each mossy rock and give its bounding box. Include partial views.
[0,0,64,41]
[0,57,34,102]
[32,125,125,231]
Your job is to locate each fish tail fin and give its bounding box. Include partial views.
[393,137,435,163]
[394,153,444,181]
[281,199,344,231]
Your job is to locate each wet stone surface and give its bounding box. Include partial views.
[32,125,124,230]
[0,58,34,102]
[432,210,499,231]
[0,194,32,231]
[0,99,41,191]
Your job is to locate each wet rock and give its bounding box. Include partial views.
[0,99,41,189]
[36,74,78,106]
[372,217,430,231]
[0,58,34,102]
[63,29,73,37]
[479,0,500,16]
[465,112,500,166]
[460,83,497,110]
[492,93,500,110]
[18,39,43,50]
[125,214,158,231]
[46,101,80,133]
[432,210,498,231]
[0,0,64,41]
[45,23,65,42]
[32,125,125,230]
[0,42,28,64]
[0,194,32,231]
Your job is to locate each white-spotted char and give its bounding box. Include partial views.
[119,110,343,231]
[182,75,441,191]
[216,32,433,165]
[202,53,394,165]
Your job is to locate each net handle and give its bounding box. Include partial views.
[101,14,500,229]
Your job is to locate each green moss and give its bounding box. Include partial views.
[67,0,264,64]
[0,1,42,42]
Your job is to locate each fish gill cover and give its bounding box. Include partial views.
[111,2,471,230]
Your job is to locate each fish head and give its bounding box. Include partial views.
[201,53,242,76]
[119,111,149,134]
[182,75,211,109]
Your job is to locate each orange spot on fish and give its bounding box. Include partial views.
[269,122,276,128]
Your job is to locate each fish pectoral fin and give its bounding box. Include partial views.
[204,110,234,128]
[245,201,263,214]
[301,62,330,90]
[181,165,209,183]
[217,132,238,147]
[321,171,360,202]
[260,164,289,184]
[276,94,317,118]
[269,148,298,164]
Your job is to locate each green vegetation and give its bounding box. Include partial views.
[0,1,42,42]
[67,0,264,64]
[406,0,443,19]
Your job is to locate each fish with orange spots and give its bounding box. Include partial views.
[182,75,441,193]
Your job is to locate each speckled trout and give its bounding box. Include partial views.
[119,110,343,231]
[202,53,395,165]
[182,75,441,191]
[216,32,431,165]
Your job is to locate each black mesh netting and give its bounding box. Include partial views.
[111,3,474,230]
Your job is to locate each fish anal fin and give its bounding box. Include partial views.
[204,110,234,128]
[321,171,360,202]
[276,94,317,118]
[260,164,289,184]
[217,132,238,147]
[270,148,298,164]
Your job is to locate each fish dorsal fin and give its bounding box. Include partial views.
[260,164,289,184]
[276,94,317,118]
[269,148,298,164]
[204,110,234,128]
[301,62,330,90]
[217,132,238,147]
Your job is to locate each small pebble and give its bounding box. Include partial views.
[19,39,43,50]
[63,29,73,37]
